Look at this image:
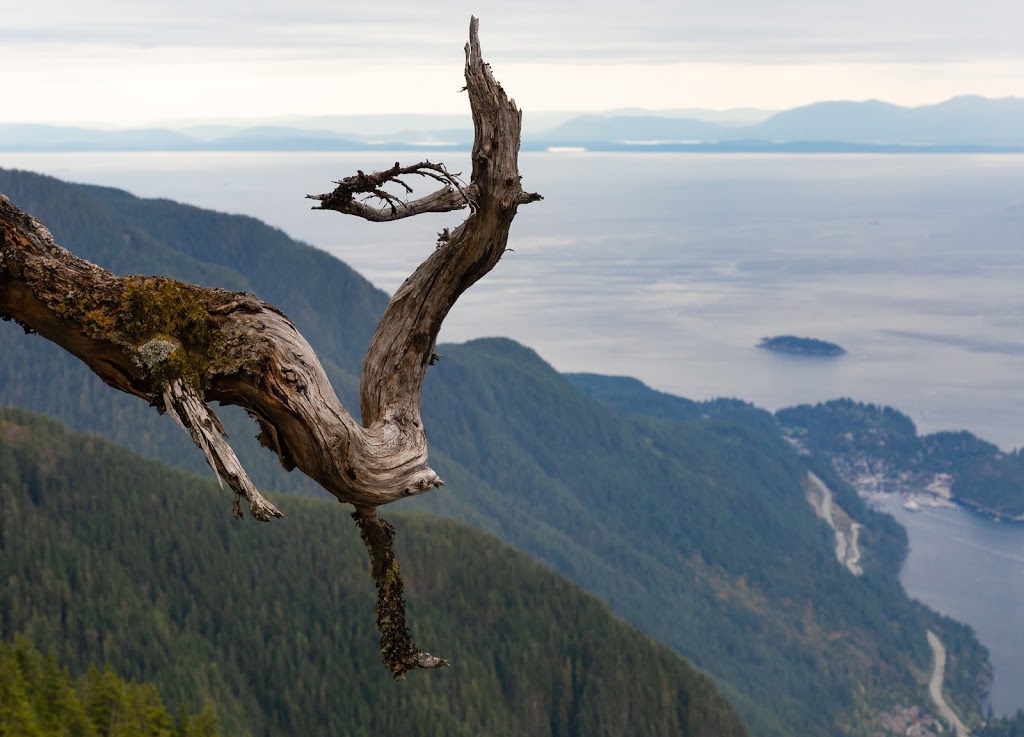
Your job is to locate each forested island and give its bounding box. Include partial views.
[758,335,847,356]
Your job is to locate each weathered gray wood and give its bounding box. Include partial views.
[163,377,283,521]
[0,17,539,678]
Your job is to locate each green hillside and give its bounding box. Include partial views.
[0,407,745,737]
[0,168,992,735]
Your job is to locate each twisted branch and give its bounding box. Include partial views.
[0,16,539,677]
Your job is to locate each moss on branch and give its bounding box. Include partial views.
[352,510,450,680]
[120,278,216,377]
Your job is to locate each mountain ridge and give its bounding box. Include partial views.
[3,96,1024,151]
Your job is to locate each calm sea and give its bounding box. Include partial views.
[4,150,1024,712]
[4,150,1023,449]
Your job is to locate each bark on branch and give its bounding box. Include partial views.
[0,17,539,677]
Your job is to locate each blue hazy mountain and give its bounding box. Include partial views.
[749,96,1024,145]
[532,114,730,143]
[530,95,1024,149]
[0,124,200,151]
[4,96,1024,151]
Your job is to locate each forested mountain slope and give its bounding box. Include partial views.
[414,339,989,735]
[0,636,224,737]
[0,168,990,735]
[0,407,746,737]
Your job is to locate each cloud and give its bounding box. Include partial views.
[7,0,1023,62]
[4,0,1024,123]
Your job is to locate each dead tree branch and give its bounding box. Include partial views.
[352,509,450,679]
[0,17,539,677]
[308,161,474,222]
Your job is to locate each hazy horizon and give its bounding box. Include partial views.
[5,94,1024,154]
[3,93,1022,133]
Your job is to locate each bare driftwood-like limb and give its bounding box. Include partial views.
[162,378,283,521]
[309,161,474,222]
[0,18,540,676]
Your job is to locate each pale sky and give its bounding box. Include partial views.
[3,0,1023,126]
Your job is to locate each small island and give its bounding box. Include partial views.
[758,335,846,357]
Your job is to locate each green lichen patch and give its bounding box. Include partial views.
[117,277,218,390]
[82,306,117,334]
[384,558,402,586]
[52,275,227,391]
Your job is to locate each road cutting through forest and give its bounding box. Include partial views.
[927,630,971,737]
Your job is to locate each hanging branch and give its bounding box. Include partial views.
[0,17,540,678]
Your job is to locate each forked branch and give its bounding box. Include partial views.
[0,17,539,677]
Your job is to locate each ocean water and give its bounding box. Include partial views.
[4,150,1023,450]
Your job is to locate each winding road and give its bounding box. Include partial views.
[806,472,863,575]
[805,474,968,735]
[927,630,971,737]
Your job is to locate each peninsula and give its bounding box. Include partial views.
[758,335,847,357]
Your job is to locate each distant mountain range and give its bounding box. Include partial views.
[3,96,1024,152]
